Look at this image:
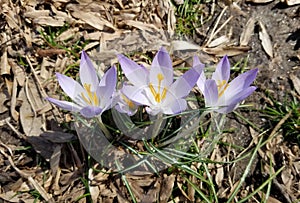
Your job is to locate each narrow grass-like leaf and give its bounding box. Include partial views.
[226,135,264,203]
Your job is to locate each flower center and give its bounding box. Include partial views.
[149,73,167,103]
[81,83,99,106]
[217,80,229,97]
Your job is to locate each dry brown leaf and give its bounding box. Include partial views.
[289,74,300,96]
[258,20,273,58]
[240,17,256,46]
[56,27,80,42]
[68,5,116,31]
[124,20,159,32]
[0,52,10,75]
[0,91,9,113]
[281,0,300,5]
[208,35,230,48]
[19,80,45,137]
[171,40,201,51]
[10,77,19,121]
[11,60,25,86]
[34,16,65,27]
[24,10,50,18]
[159,174,175,203]
[203,46,250,56]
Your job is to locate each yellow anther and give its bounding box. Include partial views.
[217,80,229,97]
[81,83,99,106]
[148,73,168,103]
[121,94,135,109]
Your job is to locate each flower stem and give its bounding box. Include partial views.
[96,117,113,141]
[151,113,164,140]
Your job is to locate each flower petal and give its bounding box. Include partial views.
[225,68,258,99]
[80,51,99,92]
[193,55,206,94]
[55,73,86,106]
[216,86,257,114]
[169,64,202,99]
[122,84,151,106]
[117,54,149,86]
[149,63,173,91]
[97,66,117,107]
[151,47,173,86]
[162,98,187,115]
[80,106,103,118]
[204,79,218,107]
[212,55,230,82]
[46,97,81,112]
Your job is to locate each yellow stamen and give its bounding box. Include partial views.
[217,80,229,97]
[149,73,168,103]
[121,94,135,109]
[81,83,99,106]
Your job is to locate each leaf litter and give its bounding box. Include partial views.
[0,0,300,202]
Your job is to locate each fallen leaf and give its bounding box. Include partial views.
[289,74,300,96]
[203,46,250,56]
[283,0,300,5]
[258,20,273,58]
[0,38,11,75]
[240,17,256,46]
[19,79,45,137]
[208,35,230,48]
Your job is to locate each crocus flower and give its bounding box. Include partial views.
[46,51,117,118]
[114,83,139,116]
[117,47,203,115]
[196,55,258,114]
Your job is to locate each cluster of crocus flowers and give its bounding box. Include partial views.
[47,47,258,119]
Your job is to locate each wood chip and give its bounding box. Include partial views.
[258,20,273,58]
[240,17,256,46]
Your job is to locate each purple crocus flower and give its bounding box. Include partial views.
[46,51,117,118]
[114,83,139,116]
[117,47,203,115]
[196,55,258,114]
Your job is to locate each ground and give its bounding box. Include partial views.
[0,0,300,202]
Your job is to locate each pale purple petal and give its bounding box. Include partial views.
[80,51,99,92]
[204,80,218,106]
[80,106,103,118]
[122,85,151,106]
[149,64,173,90]
[212,55,230,82]
[193,55,206,94]
[97,66,117,106]
[225,68,258,99]
[151,47,173,86]
[226,86,257,108]
[169,65,202,99]
[162,98,187,115]
[55,73,86,106]
[117,54,149,86]
[46,97,81,112]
